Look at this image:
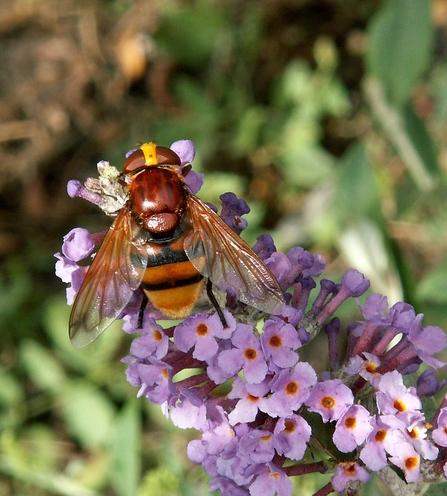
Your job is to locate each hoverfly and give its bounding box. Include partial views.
[69,143,285,348]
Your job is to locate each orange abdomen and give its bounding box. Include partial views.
[137,231,206,319]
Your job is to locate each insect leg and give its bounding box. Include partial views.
[206,279,228,328]
[138,292,149,328]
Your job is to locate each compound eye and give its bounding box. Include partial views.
[156,146,181,166]
[123,149,146,175]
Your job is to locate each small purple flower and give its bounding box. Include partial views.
[360,415,406,471]
[279,306,303,327]
[67,179,85,198]
[314,270,370,326]
[417,369,447,397]
[216,428,254,487]
[407,317,447,369]
[228,376,271,425]
[61,228,95,262]
[206,339,235,384]
[188,406,235,462]
[331,462,371,493]
[387,441,421,483]
[174,311,236,361]
[359,293,389,321]
[273,415,311,461]
[239,429,275,464]
[252,233,277,261]
[220,192,250,234]
[54,252,81,285]
[129,317,169,360]
[260,363,317,418]
[170,139,195,164]
[261,317,300,369]
[169,389,207,430]
[306,379,354,422]
[218,324,268,384]
[344,352,381,387]
[406,414,438,460]
[54,252,88,305]
[341,269,371,297]
[170,140,204,193]
[136,359,174,404]
[332,404,373,453]
[375,371,422,417]
[263,252,291,287]
[288,247,326,278]
[248,463,293,496]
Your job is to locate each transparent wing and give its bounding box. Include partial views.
[184,195,285,315]
[69,208,147,348]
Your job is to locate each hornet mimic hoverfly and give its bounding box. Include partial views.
[69,143,285,348]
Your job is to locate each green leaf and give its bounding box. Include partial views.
[367,0,434,108]
[19,339,66,393]
[59,381,116,450]
[110,400,141,496]
[334,143,382,225]
[416,259,447,304]
[155,3,227,69]
[401,103,439,176]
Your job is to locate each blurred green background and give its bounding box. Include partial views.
[1,0,447,494]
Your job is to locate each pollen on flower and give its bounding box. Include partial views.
[247,394,260,403]
[261,434,272,442]
[268,467,281,479]
[284,420,295,433]
[286,381,299,395]
[365,361,378,373]
[269,335,282,347]
[405,456,419,471]
[393,399,406,412]
[344,463,357,476]
[196,323,209,336]
[409,428,418,439]
[153,329,163,341]
[162,368,169,379]
[321,396,335,409]
[375,429,387,443]
[344,416,357,429]
[244,348,257,360]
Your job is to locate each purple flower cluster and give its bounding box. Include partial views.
[56,140,447,496]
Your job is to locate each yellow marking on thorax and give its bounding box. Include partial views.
[141,143,158,166]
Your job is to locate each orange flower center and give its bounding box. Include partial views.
[269,335,282,347]
[245,348,257,360]
[196,323,209,336]
[284,420,296,433]
[344,416,356,429]
[375,429,387,443]
[321,396,335,409]
[393,399,405,412]
[286,382,299,395]
[404,456,419,471]
[365,362,377,373]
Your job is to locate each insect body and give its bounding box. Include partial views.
[69,143,285,348]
